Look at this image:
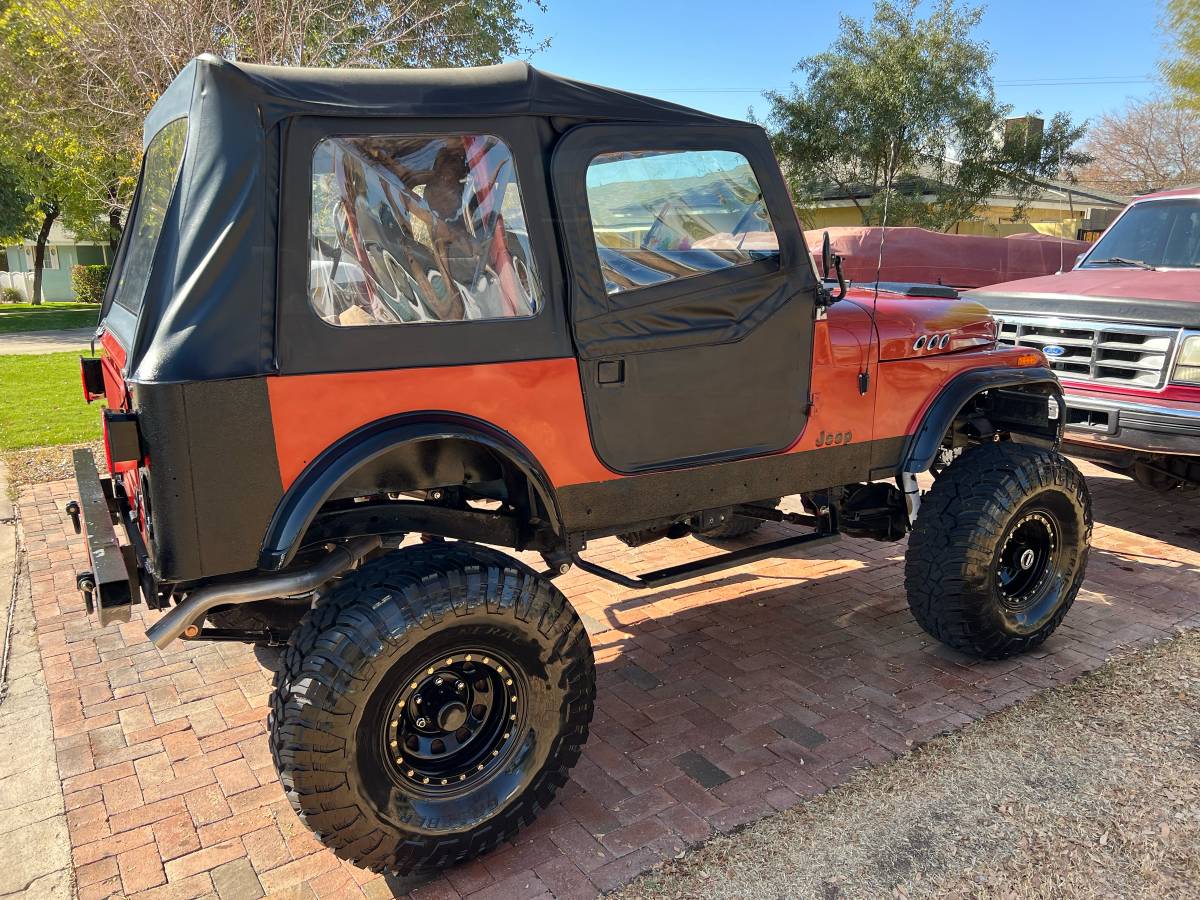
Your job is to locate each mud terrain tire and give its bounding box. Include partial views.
[269,542,594,875]
[905,443,1091,659]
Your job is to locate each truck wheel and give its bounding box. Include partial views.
[269,542,595,875]
[904,443,1091,660]
[699,498,780,541]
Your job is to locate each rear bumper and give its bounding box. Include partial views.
[71,449,141,626]
[1060,392,1200,460]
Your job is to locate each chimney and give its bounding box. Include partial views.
[1004,115,1045,152]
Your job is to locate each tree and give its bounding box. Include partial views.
[1076,97,1200,195]
[1164,0,1200,110]
[0,0,547,299]
[765,0,1089,230]
[1,0,548,191]
[0,160,34,244]
[0,0,134,302]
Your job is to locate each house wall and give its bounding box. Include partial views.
[2,242,109,301]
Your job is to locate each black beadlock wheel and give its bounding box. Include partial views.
[904,442,1092,660]
[698,498,781,541]
[269,542,595,875]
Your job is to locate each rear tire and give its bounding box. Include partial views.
[905,443,1091,659]
[269,542,594,875]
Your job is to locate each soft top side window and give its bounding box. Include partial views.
[310,133,542,326]
[584,149,778,298]
[112,116,188,315]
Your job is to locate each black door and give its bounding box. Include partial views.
[551,124,818,473]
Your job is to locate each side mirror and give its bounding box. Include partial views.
[819,230,847,304]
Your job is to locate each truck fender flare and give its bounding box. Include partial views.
[258,412,562,571]
[900,366,1064,475]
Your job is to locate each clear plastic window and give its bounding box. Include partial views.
[112,117,188,314]
[310,134,541,326]
[585,149,778,296]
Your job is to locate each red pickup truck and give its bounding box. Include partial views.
[969,187,1200,491]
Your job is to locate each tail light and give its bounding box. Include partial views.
[103,411,142,474]
[80,356,105,403]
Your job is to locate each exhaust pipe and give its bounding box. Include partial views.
[146,536,381,649]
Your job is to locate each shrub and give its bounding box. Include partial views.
[1,287,21,304]
[71,264,110,304]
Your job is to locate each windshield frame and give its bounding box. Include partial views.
[1077,194,1200,272]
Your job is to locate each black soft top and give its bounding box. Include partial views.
[104,55,747,384]
[146,56,735,139]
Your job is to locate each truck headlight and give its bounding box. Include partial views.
[1173,334,1200,384]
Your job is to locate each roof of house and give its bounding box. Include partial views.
[805,162,1128,209]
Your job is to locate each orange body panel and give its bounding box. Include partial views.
[873,346,1044,440]
[265,307,1043,494]
[266,358,611,489]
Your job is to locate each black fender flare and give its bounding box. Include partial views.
[258,412,562,570]
[900,366,1064,475]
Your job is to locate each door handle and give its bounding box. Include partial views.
[596,359,625,386]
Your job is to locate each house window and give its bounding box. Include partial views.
[25,244,60,270]
[585,149,778,296]
[309,134,541,326]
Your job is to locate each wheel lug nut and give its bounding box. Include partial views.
[435,677,444,686]
[456,681,465,691]
[416,717,428,728]
[414,696,421,705]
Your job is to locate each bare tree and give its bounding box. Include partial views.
[1076,97,1200,195]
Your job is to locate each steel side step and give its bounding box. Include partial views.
[572,530,840,590]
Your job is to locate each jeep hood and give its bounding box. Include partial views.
[850,293,997,360]
[966,269,1199,327]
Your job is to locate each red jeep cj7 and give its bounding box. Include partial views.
[70,56,1091,876]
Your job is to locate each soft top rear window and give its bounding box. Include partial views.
[112,117,188,314]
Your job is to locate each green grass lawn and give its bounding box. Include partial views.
[0,302,101,334]
[0,351,101,450]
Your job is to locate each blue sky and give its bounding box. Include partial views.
[524,0,1165,127]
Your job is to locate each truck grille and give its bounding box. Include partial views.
[994,315,1180,389]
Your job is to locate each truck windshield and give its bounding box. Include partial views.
[111,117,188,313]
[1082,198,1200,270]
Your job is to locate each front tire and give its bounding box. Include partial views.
[269,542,595,875]
[905,442,1091,659]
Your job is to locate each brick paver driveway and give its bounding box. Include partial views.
[18,463,1199,898]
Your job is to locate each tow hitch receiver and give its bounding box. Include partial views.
[71,448,137,625]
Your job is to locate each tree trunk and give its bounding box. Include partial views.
[106,181,123,255]
[31,202,59,306]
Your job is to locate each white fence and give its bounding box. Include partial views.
[0,270,35,300]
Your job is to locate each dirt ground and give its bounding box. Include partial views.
[618,628,1200,900]
[1,442,101,499]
